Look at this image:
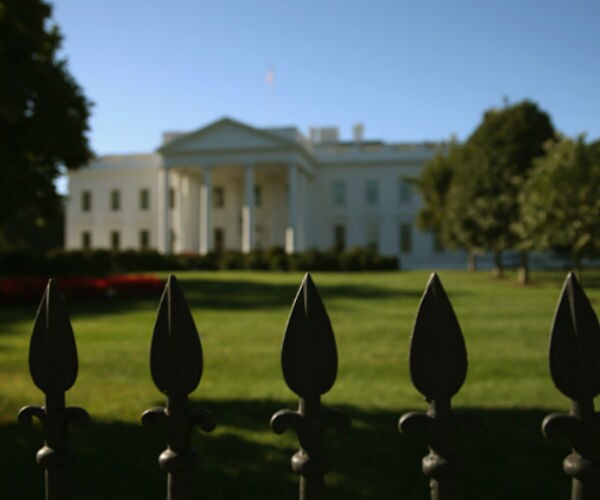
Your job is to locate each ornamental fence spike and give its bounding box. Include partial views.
[18,279,90,500]
[271,273,349,500]
[542,272,600,500]
[142,275,215,500]
[399,273,475,500]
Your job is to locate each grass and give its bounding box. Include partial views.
[0,269,598,499]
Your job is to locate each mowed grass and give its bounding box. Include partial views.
[0,269,598,499]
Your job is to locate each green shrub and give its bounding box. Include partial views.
[244,250,270,270]
[0,245,399,277]
[218,250,245,270]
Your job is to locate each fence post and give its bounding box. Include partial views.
[399,273,473,500]
[542,272,600,500]
[18,280,90,500]
[271,273,350,500]
[142,275,216,500]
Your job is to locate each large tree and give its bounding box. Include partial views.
[0,0,92,250]
[464,100,555,277]
[418,100,555,278]
[517,136,600,272]
[416,140,484,270]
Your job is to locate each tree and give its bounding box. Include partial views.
[517,136,600,272]
[464,100,556,278]
[0,0,92,250]
[416,140,484,270]
[418,100,556,278]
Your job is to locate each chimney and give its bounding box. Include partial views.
[353,123,364,145]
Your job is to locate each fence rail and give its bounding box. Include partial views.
[13,271,600,500]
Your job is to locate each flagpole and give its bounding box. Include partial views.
[266,67,275,125]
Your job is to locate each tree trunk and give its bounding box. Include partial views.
[518,251,529,286]
[467,253,477,271]
[492,250,503,278]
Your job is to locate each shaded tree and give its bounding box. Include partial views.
[418,100,555,279]
[517,136,600,273]
[417,140,483,270]
[464,100,555,279]
[0,0,92,250]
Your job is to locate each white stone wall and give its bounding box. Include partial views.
[65,119,470,268]
[66,166,162,251]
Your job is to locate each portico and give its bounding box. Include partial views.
[156,118,313,255]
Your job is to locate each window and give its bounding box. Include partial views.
[365,180,379,206]
[139,229,150,250]
[110,190,120,211]
[110,230,120,251]
[81,231,91,250]
[399,179,412,203]
[169,188,176,209]
[213,187,224,208]
[81,191,92,212]
[399,223,412,254]
[214,227,224,252]
[254,185,262,208]
[366,222,379,253]
[333,225,346,251]
[139,189,150,210]
[332,181,346,206]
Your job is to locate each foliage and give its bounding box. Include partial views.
[0,247,399,277]
[417,100,556,273]
[517,136,600,269]
[0,0,92,250]
[416,140,459,235]
[464,101,555,260]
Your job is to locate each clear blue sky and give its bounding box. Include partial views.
[50,0,600,155]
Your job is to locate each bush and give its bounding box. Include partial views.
[0,246,399,277]
[266,246,288,271]
[244,249,270,270]
[219,250,245,270]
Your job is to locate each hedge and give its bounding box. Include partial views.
[0,247,398,277]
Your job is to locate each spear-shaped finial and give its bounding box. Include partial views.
[142,275,215,500]
[18,279,90,500]
[542,272,600,500]
[399,273,474,500]
[270,273,349,500]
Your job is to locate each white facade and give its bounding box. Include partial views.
[66,117,466,268]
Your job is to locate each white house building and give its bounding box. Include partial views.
[65,117,466,268]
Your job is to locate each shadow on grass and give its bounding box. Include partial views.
[149,278,423,311]
[528,269,600,290]
[1,399,572,499]
[0,277,425,332]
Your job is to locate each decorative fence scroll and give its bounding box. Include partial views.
[542,272,600,500]
[14,271,600,500]
[270,273,350,500]
[399,273,474,500]
[18,280,90,500]
[141,275,216,500]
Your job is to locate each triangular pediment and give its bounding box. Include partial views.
[158,117,294,154]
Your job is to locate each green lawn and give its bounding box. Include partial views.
[0,269,597,499]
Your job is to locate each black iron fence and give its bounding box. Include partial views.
[11,272,600,500]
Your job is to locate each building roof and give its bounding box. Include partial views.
[85,154,162,170]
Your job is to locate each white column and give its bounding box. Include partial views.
[190,174,200,252]
[158,167,171,254]
[297,169,306,251]
[285,164,298,254]
[177,173,189,252]
[199,167,212,255]
[242,164,255,253]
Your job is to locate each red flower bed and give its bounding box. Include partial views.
[0,275,165,303]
